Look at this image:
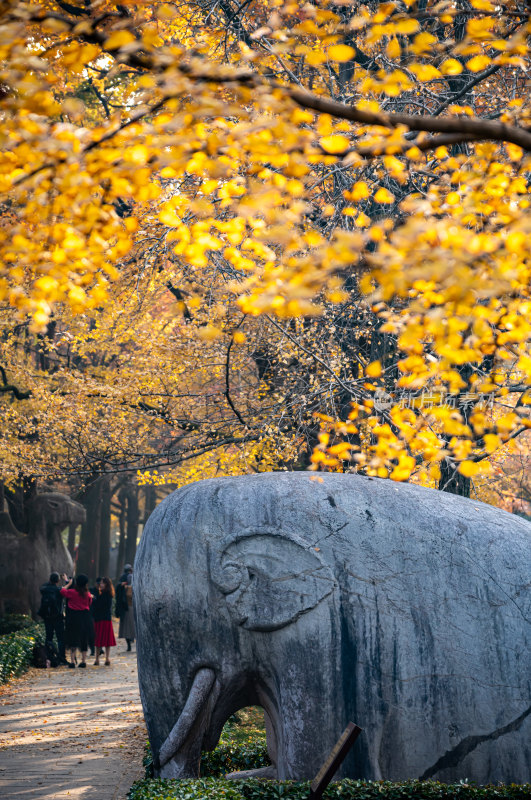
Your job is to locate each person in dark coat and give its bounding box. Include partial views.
[38,572,67,664]
[88,577,101,656]
[92,577,117,665]
[60,573,93,668]
[116,564,135,651]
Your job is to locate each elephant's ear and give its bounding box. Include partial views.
[211,533,336,631]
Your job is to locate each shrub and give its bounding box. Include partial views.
[201,739,269,777]
[144,742,154,778]
[0,614,35,636]
[133,732,530,800]
[129,777,247,800]
[128,778,531,800]
[0,621,44,684]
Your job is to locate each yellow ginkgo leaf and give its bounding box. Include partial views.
[197,325,221,341]
[394,19,420,35]
[440,59,463,75]
[411,32,437,55]
[306,51,327,66]
[409,63,441,81]
[374,187,395,204]
[386,38,400,59]
[319,135,350,154]
[328,45,355,62]
[466,55,491,72]
[458,460,481,477]
[483,434,500,453]
[104,31,136,50]
[159,205,181,227]
[155,3,178,20]
[366,360,382,378]
[350,181,370,201]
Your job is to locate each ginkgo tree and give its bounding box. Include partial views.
[1,0,531,498]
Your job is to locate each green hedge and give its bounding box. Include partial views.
[128,778,531,800]
[0,620,44,684]
[0,613,35,636]
[134,733,530,800]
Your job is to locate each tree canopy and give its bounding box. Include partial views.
[1,0,531,500]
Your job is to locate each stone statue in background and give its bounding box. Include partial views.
[0,492,85,615]
[134,472,531,785]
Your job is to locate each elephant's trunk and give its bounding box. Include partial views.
[159,667,217,771]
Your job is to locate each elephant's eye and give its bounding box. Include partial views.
[248,572,256,580]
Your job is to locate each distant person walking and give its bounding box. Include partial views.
[116,564,135,651]
[60,574,93,668]
[92,577,116,666]
[38,572,67,664]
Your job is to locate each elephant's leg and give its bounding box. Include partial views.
[158,668,220,778]
[264,709,278,769]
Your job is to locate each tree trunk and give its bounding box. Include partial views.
[438,458,471,498]
[98,478,112,578]
[77,480,103,580]
[116,487,127,578]
[5,478,37,534]
[144,484,157,523]
[125,482,139,566]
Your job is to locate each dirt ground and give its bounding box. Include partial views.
[0,637,145,800]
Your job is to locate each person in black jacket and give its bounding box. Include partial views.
[116,564,135,651]
[92,577,117,665]
[88,578,101,656]
[38,572,67,664]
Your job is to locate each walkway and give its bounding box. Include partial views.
[0,641,145,799]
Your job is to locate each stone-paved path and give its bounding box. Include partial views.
[0,638,145,800]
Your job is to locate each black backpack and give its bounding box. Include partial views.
[45,642,60,667]
[115,582,128,616]
[38,587,60,619]
[33,642,59,668]
[33,644,48,668]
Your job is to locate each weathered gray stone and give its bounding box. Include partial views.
[134,473,531,784]
[0,492,85,615]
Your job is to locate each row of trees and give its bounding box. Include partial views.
[1,0,530,546]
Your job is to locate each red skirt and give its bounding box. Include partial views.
[94,620,116,647]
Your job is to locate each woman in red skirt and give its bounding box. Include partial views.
[92,577,116,665]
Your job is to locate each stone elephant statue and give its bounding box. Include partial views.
[134,473,531,784]
[0,492,85,615]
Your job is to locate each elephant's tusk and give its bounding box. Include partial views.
[159,667,216,768]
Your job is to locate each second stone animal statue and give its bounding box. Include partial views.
[0,492,85,615]
[134,472,531,785]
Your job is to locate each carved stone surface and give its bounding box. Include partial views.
[0,492,85,615]
[134,472,531,784]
